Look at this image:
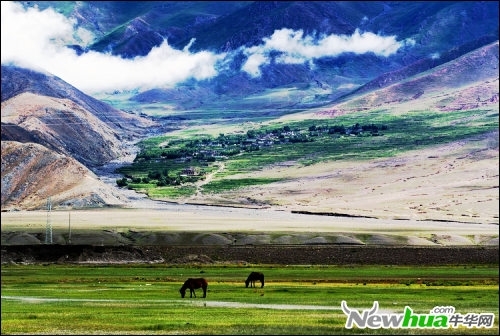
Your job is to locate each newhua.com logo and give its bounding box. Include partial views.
[341,301,495,329]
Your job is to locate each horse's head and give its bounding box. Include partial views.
[179,287,186,298]
[245,279,249,288]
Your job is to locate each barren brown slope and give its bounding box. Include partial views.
[1,65,155,135]
[1,141,128,210]
[1,66,156,211]
[1,92,147,167]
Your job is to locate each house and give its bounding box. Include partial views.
[181,166,200,176]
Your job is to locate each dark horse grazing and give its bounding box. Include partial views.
[179,278,208,298]
[245,272,264,288]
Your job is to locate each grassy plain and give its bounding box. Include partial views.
[1,264,498,335]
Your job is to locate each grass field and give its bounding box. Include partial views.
[1,264,498,335]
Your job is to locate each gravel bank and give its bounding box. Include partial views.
[2,244,498,265]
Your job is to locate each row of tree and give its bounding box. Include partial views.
[117,122,388,188]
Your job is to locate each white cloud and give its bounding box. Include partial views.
[1,2,79,65]
[241,52,268,77]
[1,2,412,93]
[1,1,225,94]
[242,28,409,78]
[430,52,440,59]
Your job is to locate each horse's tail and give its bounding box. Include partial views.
[202,278,208,298]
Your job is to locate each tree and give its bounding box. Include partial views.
[116,178,128,187]
[148,171,162,180]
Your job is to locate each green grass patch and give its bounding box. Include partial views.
[1,264,498,334]
[202,177,284,192]
[146,185,197,198]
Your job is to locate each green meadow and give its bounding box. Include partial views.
[1,264,498,335]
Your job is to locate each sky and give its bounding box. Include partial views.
[1,1,412,95]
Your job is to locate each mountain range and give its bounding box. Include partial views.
[1,1,498,213]
[10,1,499,110]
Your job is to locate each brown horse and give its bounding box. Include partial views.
[179,278,208,298]
[245,271,264,288]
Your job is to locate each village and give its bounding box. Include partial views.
[117,122,387,188]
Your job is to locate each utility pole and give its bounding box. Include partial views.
[45,197,52,244]
[68,211,72,244]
